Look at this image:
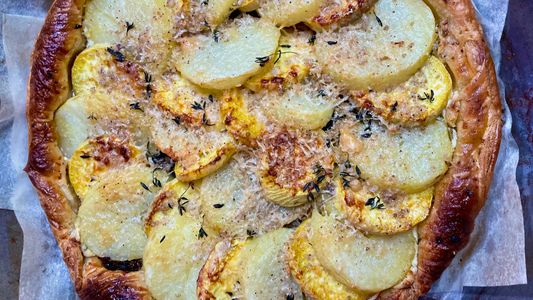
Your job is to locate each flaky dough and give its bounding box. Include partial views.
[25,0,501,298]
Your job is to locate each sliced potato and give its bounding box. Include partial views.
[346,120,453,192]
[71,44,145,97]
[310,213,416,293]
[84,0,177,73]
[287,219,369,300]
[220,89,266,146]
[197,239,247,300]
[261,88,336,131]
[258,130,334,207]
[352,56,452,126]
[173,16,280,89]
[307,0,378,30]
[240,229,303,300]
[334,179,433,234]
[315,0,436,90]
[76,163,168,260]
[244,30,315,92]
[144,204,218,300]
[239,0,260,12]
[200,151,310,237]
[258,0,327,27]
[69,135,142,199]
[145,179,203,235]
[55,93,150,158]
[198,229,303,300]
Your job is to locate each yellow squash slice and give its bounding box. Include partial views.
[335,179,433,234]
[352,56,452,126]
[258,130,334,207]
[287,219,369,300]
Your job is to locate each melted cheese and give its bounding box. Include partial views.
[200,151,310,237]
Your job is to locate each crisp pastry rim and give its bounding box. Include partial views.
[24,0,502,298]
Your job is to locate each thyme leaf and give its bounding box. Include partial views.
[130,102,144,112]
[198,227,208,239]
[141,182,151,192]
[126,21,135,33]
[106,47,125,62]
[419,90,435,102]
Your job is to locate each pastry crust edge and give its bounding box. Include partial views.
[24,0,502,299]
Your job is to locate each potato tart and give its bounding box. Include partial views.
[26,0,501,298]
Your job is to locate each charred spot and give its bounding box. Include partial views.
[450,235,460,244]
[466,189,473,196]
[435,237,442,244]
[100,257,143,272]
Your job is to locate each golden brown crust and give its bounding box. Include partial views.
[26,0,501,299]
[25,0,153,298]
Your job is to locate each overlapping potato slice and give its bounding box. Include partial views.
[334,179,433,234]
[343,120,453,193]
[244,30,315,92]
[173,15,280,89]
[71,44,145,97]
[149,74,236,181]
[144,181,218,300]
[220,89,266,146]
[307,0,378,30]
[352,56,452,126]
[200,151,310,237]
[310,213,416,293]
[76,162,169,261]
[203,0,239,26]
[257,0,327,27]
[315,0,436,91]
[198,228,303,300]
[84,0,177,73]
[287,219,369,300]
[258,130,334,207]
[55,92,150,158]
[69,135,141,199]
[262,88,337,131]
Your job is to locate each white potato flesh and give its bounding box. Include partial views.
[315,0,436,90]
[258,0,327,27]
[263,89,335,130]
[200,152,309,237]
[55,93,150,158]
[144,209,218,300]
[173,16,280,90]
[310,213,416,293]
[84,0,176,72]
[349,120,453,193]
[241,228,304,300]
[76,163,165,261]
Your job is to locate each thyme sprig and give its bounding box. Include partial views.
[144,72,152,99]
[191,101,215,126]
[303,165,332,202]
[126,21,135,34]
[419,90,435,102]
[106,47,125,62]
[255,51,297,67]
[176,183,193,216]
[365,196,385,210]
[130,102,144,112]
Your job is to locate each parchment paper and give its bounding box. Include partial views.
[0,0,525,297]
